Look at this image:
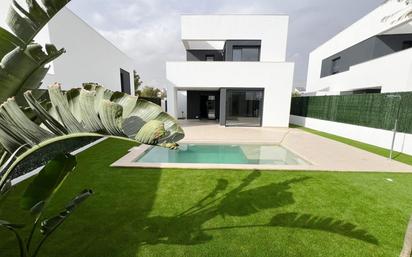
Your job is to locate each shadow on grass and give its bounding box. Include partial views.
[138,171,379,247]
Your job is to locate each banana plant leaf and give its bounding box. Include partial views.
[0,220,27,257]
[6,0,71,46]
[0,83,184,186]
[0,0,70,104]
[40,189,93,235]
[20,153,76,213]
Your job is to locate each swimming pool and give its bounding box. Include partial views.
[135,144,308,165]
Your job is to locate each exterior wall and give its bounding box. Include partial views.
[43,8,135,92]
[320,34,412,78]
[0,1,135,93]
[290,115,412,156]
[177,91,187,119]
[309,47,412,93]
[307,0,412,93]
[167,62,295,127]
[181,15,289,62]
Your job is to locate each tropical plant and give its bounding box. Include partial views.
[0,0,71,104]
[133,70,143,94]
[138,86,166,99]
[0,83,184,186]
[0,152,93,257]
[0,0,184,182]
[0,0,185,255]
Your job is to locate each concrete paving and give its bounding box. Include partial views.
[112,120,412,172]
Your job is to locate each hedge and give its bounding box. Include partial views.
[290,92,412,133]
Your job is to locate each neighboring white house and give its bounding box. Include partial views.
[290,0,412,156]
[0,1,135,94]
[306,0,412,95]
[166,15,294,127]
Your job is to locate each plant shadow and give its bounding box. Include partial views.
[137,171,379,247]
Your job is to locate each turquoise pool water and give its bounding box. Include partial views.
[135,144,308,165]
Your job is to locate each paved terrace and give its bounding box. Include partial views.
[112,120,412,172]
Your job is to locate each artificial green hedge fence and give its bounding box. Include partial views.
[290,92,412,133]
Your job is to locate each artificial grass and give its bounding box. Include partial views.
[1,138,412,256]
[290,124,412,166]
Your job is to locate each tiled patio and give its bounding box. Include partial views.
[112,120,412,172]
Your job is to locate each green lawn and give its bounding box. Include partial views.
[290,124,412,166]
[1,138,412,257]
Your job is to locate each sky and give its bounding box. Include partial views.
[67,0,382,90]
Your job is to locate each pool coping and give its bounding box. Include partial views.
[110,140,412,172]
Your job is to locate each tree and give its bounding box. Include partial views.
[138,86,167,99]
[133,70,143,94]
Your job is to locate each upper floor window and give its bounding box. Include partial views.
[205,55,215,61]
[232,46,260,61]
[331,57,341,75]
[402,41,412,50]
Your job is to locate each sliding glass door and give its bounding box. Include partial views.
[225,89,264,127]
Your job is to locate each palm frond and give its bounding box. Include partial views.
[0,83,184,186]
[0,0,70,103]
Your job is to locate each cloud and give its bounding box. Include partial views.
[67,0,382,89]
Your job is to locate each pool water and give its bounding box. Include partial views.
[135,144,308,165]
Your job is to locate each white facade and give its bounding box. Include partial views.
[166,15,294,127]
[306,0,412,94]
[0,1,135,93]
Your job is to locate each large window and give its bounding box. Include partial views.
[120,69,131,94]
[232,46,260,61]
[225,89,264,127]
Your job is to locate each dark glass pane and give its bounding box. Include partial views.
[205,55,215,61]
[225,89,263,127]
[331,57,341,75]
[402,41,412,50]
[233,47,242,61]
[241,47,260,61]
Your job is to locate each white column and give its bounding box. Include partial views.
[167,86,178,118]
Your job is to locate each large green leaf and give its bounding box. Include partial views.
[0,0,69,104]
[0,84,184,186]
[20,153,76,212]
[135,120,167,145]
[7,0,71,46]
[0,97,53,146]
[40,189,92,234]
[0,220,27,257]
[0,27,24,58]
[0,44,65,104]
[0,144,28,189]
[48,84,85,133]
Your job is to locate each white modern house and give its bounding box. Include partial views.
[306,0,412,95]
[291,0,412,156]
[166,15,294,127]
[0,1,135,94]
